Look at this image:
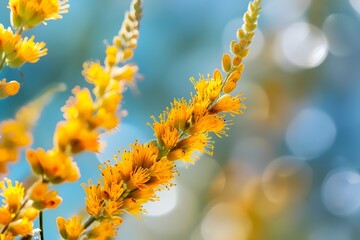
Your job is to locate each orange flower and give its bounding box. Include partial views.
[9,218,33,236]
[57,216,84,240]
[0,79,21,99]
[85,218,122,240]
[54,120,100,154]
[26,149,80,183]
[30,181,62,209]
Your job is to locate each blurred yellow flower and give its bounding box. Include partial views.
[8,218,33,236]
[82,62,111,89]
[54,120,100,154]
[30,181,62,210]
[0,232,13,240]
[26,149,80,183]
[0,207,12,225]
[0,79,20,99]
[9,0,70,29]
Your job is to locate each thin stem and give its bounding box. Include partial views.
[83,216,96,230]
[0,54,6,71]
[39,211,44,240]
[1,198,29,234]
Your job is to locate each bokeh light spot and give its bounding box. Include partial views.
[323,14,360,57]
[279,22,328,68]
[144,187,177,216]
[201,202,252,240]
[286,108,336,159]
[262,156,312,204]
[322,169,360,217]
[350,0,360,14]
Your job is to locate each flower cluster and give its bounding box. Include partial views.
[0,0,68,98]
[26,0,142,186]
[0,0,262,239]
[0,177,63,239]
[56,0,261,239]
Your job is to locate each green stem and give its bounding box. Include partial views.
[0,54,6,71]
[39,211,44,240]
[83,216,96,230]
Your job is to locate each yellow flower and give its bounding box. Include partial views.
[189,113,228,137]
[82,181,104,218]
[26,148,80,183]
[166,98,192,130]
[0,207,12,225]
[9,0,70,29]
[86,218,123,240]
[7,36,47,68]
[0,178,24,213]
[152,119,179,149]
[191,70,223,103]
[62,87,95,122]
[29,181,62,209]
[0,232,14,240]
[82,62,110,89]
[57,216,84,240]
[111,64,138,82]
[104,199,123,216]
[209,94,246,115]
[9,218,33,236]
[54,120,100,154]
[0,120,32,148]
[0,79,21,99]
[20,207,39,221]
[167,133,213,162]
[148,159,175,186]
[0,24,20,55]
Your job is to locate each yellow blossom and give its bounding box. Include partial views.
[0,79,21,99]
[0,207,12,225]
[9,218,33,236]
[62,87,95,122]
[152,119,179,149]
[85,218,122,240]
[26,148,80,183]
[57,216,84,240]
[82,182,104,218]
[9,0,70,29]
[7,36,47,67]
[189,113,228,137]
[111,64,138,82]
[209,94,246,115]
[0,24,20,54]
[166,99,192,131]
[0,233,13,240]
[82,62,111,89]
[54,120,100,154]
[168,133,213,162]
[0,178,24,213]
[20,207,39,221]
[29,181,62,209]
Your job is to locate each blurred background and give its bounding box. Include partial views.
[1,0,360,239]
